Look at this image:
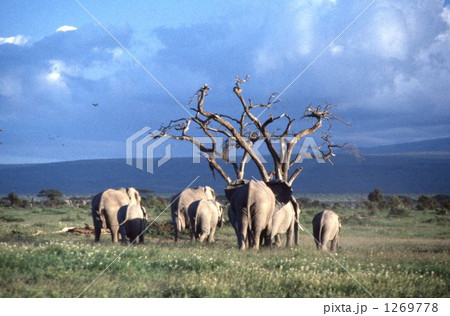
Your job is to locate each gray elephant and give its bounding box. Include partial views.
[117,203,148,245]
[91,187,141,243]
[312,210,341,252]
[188,199,223,243]
[170,186,216,242]
[225,179,294,250]
[271,197,301,247]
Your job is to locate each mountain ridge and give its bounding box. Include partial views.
[1,138,449,195]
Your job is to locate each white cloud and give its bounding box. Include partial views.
[56,25,78,32]
[43,60,79,91]
[0,75,23,97]
[330,44,343,55]
[371,8,408,60]
[106,47,123,59]
[441,6,450,25]
[0,35,29,46]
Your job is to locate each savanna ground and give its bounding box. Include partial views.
[0,200,449,298]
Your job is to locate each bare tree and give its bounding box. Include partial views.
[152,77,349,186]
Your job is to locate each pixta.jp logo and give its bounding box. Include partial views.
[126,127,171,174]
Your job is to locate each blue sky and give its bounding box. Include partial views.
[0,0,449,163]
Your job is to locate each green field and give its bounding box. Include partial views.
[0,203,448,298]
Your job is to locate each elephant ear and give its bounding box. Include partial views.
[266,180,293,204]
[204,186,216,200]
[127,187,141,205]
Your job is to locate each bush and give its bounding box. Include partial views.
[7,192,21,207]
[367,188,387,210]
[434,195,450,210]
[311,200,321,209]
[389,195,402,208]
[389,205,411,217]
[435,208,448,216]
[6,193,29,208]
[399,196,414,208]
[37,189,66,207]
[141,194,168,209]
[417,195,435,211]
[364,201,378,215]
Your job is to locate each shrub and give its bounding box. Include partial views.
[7,192,21,207]
[37,189,66,207]
[417,195,435,211]
[435,208,448,216]
[367,188,387,210]
[434,195,450,209]
[364,201,378,215]
[389,205,411,217]
[141,194,168,209]
[389,195,402,208]
[311,200,321,209]
[399,196,414,208]
[368,188,384,202]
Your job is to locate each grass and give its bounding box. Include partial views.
[0,204,448,297]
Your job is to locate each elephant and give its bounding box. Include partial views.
[91,187,141,243]
[271,197,301,247]
[312,210,341,252]
[225,179,294,250]
[170,186,216,242]
[187,199,224,243]
[117,202,148,245]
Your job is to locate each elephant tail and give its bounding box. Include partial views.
[318,212,325,246]
[194,207,200,235]
[246,193,252,232]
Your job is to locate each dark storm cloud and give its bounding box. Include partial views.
[0,1,449,163]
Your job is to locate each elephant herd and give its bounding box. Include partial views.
[91,183,341,252]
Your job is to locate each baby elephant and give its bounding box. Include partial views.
[312,210,341,252]
[188,199,223,243]
[117,204,148,245]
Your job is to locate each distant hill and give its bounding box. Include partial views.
[359,137,450,155]
[1,138,449,195]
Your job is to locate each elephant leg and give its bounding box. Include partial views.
[264,231,272,249]
[189,221,195,241]
[198,231,207,243]
[246,229,253,248]
[172,213,181,242]
[313,229,320,250]
[119,225,127,245]
[273,234,282,247]
[331,235,339,252]
[286,222,294,247]
[252,228,263,250]
[111,224,120,243]
[294,224,299,246]
[93,219,102,242]
[320,237,329,251]
[238,216,249,251]
[208,227,216,243]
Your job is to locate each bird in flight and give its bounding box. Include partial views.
[92,103,99,107]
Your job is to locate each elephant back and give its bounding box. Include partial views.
[225,179,249,202]
[101,188,130,209]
